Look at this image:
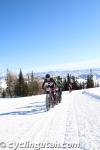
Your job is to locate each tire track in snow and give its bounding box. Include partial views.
[31,93,81,149]
[21,106,57,143]
[31,94,70,150]
[73,92,100,150]
[63,92,80,150]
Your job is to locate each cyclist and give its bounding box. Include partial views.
[68,83,72,93]
[55,76,63,103]
[42,74,56,106]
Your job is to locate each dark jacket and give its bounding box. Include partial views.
[42,78,56,89]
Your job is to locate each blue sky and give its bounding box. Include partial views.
[0,0,100,73]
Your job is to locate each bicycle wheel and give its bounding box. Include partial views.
[55,92,58,105]
[46,94,50,111]
[59,91,62,103]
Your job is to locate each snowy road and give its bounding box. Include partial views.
[73,91,100,150]
[0,88,100,150]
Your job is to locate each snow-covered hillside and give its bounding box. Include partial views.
[0,88,100,150]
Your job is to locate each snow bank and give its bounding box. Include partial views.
[82,87,100,100]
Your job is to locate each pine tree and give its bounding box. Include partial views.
[67,74,71,84]
[78,82,83,89]
[15,69,28,97]
[31,71,34,83]
[28,71,34,96]
[62,78,68,91]
[2,90,6,98]
[28,71,39,95]
[32,80,39,95]
[82,82,86,89]
[96,82,99,87]
[86,73,94,89]
[0,79,2,94]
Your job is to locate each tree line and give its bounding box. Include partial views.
[62,73,99,91]
[0,69,99,98]
[1,69,42,98]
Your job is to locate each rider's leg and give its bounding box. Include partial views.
[52,91,56,106]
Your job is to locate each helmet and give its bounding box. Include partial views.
[45,74,50,78]
[57,76,61,80]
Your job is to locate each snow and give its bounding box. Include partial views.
[0,79,7,89]
[77,78,86,83]
[0,88,100,150]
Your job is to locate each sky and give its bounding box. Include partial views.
[0,0,100,73]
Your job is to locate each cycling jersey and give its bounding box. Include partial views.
[42,78,56,89]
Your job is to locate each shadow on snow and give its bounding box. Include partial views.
[0,102,46,116]
[82,91,100,101]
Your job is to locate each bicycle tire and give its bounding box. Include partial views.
[46,94,50,111]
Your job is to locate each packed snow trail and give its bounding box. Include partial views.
[0,89,100,150]
[25,91,100,150]
[73,91,100,150]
